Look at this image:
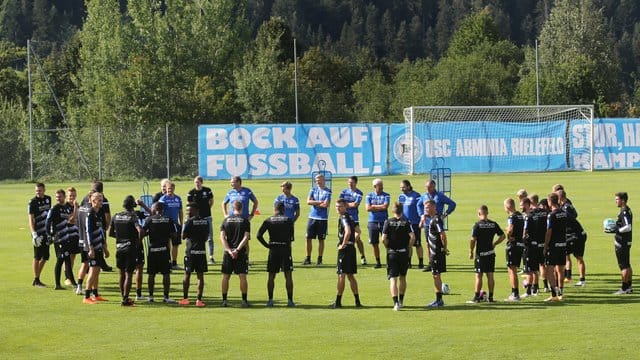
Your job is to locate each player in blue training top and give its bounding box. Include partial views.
[339,176,367,265]
[398,179,425,269]
[418,179,456,272]
[304,174,331,266]
[159,181,183,271]
[366,178,390,269]
[274,181,300,223]
[222,176,259,265]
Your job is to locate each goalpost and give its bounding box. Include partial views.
[402,105,594,175]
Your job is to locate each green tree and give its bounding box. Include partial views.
[352,69,393,122]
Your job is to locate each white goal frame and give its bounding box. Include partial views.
[403,105,594,174]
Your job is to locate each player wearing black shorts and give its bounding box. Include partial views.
[109,196,143,306]
[544,193,567,302]
[304,174,331,266]
[425,200,448,308]
[65,187,81,286]
[220,201,251,307]
[330,199,362,308]
[556,189,587,286]
[142,202,177,303]
[81,181,113,272]
[521,198,540,296]
[28,182,51,288]
[188,176,215,264]
[398,179,424,269]
[611,192,633,294]
[46,189,77,290]
[179,202,210,307]
[468,205,505,303]
[535,198,550,291]
[83,192,110,304]
[503,198,525,301]
[257,202,295,307]
[381,202,415,310]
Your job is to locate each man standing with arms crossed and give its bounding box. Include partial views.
[109,195,143,306]
[304,174,331,266]
[382,202,415,310]
[142,202,177,303]
[418,179,456,272]
[398,179,424,268]
[339,176,367,265]
[257,202,296,307]
[28,182,51,288]
[220,201,251,307]
[543,193,567,302]
[504,198,525,301]
[179,202,210,307]
[188,176,215,264]
[366,178,390,269]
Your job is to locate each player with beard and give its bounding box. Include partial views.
[188,176,215,264]
[398,179,424,269]
[28,182,52,288]
[366,178,390,269]
[339,176,367,265]
[46,188,77,290]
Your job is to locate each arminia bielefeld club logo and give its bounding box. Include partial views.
[393,134,423,165]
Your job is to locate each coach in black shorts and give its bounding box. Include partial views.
[468,205,505,303]
[425,200,448,308]
[544,193,567,302]
[257,202,296,307]
[220,201,251,307]
[330,199,362,308]
[109,195,143,306]
[611,192,633,294]
[382,202,415,310]
[142,202,177,303]
[179,202,210,307]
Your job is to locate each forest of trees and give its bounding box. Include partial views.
[1,0,640,179]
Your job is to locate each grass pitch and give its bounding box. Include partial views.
[2,171,639,359]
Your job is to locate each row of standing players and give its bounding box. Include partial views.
[28,177,633,308]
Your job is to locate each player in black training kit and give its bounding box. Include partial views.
[330,199,362,308]
[468,205,505,303]
[381,202,415,310]
[425,200,448,308]
[142,202,177,303]
[611,192,633,294]
[503,198,525,301]
[220,201,251,307]
[46,189,77,290]
[543,193,567,302]
[28,182,52,288]
[520,197,540,297]
[83,192,110,304]
[257,202,296,307]
[109,196,143,306]
[188,176,215,264]
[556,189,587,286]
[179,202,210,307]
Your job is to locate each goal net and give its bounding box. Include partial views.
[402,105,594,174]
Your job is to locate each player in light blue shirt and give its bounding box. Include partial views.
[339,176,367,264]
[274,181,300,222]
[303,174,331,266]
[366,178,390,268]
[159,181,183,270]
[398,179,425,268]
[222,176,259,221]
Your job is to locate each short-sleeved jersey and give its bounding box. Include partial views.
[615,206,633,246]
[81,194,110,216]
[366,191,390,223]
[546,208,567,245]
[224,187,258,219]
[187,186,214,218]
[108,211,140,246]
[471,219,504,256]
[28,195,52,237]
[143,214,177,249]
[183,215,210,253]
[159,194,182,225]
[257,214,294,247]
[507,211,525,245]
[308,186,331,220]
[64,203,80,246]
[86,209,106,249]
[337,213,356,247]
[417,191,456,217]
[220,214,251,250]
[274,194,300,221]
[427,215,445,254]
[398,190,422,224]
[382,216,414,250]
[531,208,549,244]
[46,203,72,243]
[339,188,363,222]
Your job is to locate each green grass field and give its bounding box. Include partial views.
[2,172,639,359]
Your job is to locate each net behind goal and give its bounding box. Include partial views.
[402,105,594,174]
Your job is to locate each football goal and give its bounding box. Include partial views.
[402,105,594,174]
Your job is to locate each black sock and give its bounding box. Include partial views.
[92,289,98,296]
[78,279,83,286]
[222,293,227,300]
[354,293,361,305]
[543,279,549,288]
[526,285,532,295]
[399,294,405,302]
[392,295,398,304]
[242,293,248,301]
[489,292,494,300]
[418,258,424,266]
[197,294,202,301]
[85,290,91,298]
[172,260,177,266]
[317,256,322,263]
[436,292,443,301]
[579,277,585,282]
[287,292,293,301]
[622,282,628,290]
[474,292,480,300]
[565,269,572,279]
[335,294,342,305]
[136,288,142,297]
[376,257,381,265]
[551,288,557,296]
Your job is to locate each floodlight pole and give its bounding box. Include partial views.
[27,40,34,181]
[294,38,299,125]
[535,40,540,107]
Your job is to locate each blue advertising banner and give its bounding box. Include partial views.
[587,118,640,170]
[198,124,388,179]
[390,120,591,173]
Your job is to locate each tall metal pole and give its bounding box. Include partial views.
[535,40,540,106]
[98,125,102,180]
[27,40,34,181]
[165,123,170,178]
[294,38,299,124]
